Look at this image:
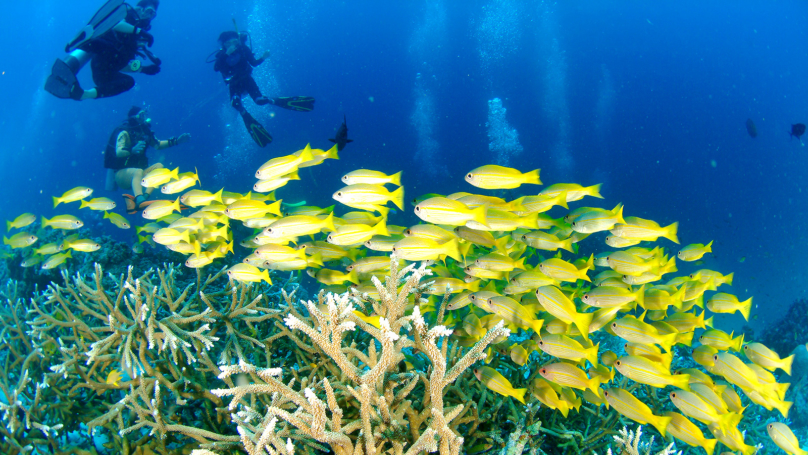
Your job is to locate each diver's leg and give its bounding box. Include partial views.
[247,77,269,105]
[91,59,135,99]
[229,83,247,114]
[115,168,137,192]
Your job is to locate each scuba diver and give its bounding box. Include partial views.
[212,28,315,147]
[104,106,190,211]
[45,0,162,100]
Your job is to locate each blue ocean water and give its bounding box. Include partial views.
[1,0,807,337]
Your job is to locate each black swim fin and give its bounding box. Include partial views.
[44,59,83,100]
[65,0,128,53]
[242,112,273,147]
[269,96,315,112]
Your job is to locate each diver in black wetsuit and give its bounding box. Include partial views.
[214,31,271,113]
[45,0,162,100]
[212,29,315,147]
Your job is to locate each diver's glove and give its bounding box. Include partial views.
[132,141,147,155]
[169,133,191,147]
[138,30,155,47]
[141,65,161,75]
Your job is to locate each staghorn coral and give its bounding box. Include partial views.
[598,425,681,455]
[197,254,509,455]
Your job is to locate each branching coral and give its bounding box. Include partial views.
[200,254,509,455]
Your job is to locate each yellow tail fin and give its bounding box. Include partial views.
[389,171,402,186]
[389,186,404,210]
[523,168,542,185]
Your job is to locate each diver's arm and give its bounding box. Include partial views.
[246,48,268,67]
[112,21,137,34]
[115,131,132,157]
[154,134,191,150]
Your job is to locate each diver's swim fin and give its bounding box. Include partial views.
[269,96,315,112]
[242,112,273,147]
[65,0,127,53]
[45,59,83,100]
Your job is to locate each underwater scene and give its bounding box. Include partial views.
[2,0,808,454]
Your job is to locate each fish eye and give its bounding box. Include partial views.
[583,294,588,299]
[405,230,411,235]
[713,354,719,361]
[611,322,617,328]
[467,173,473,179]
[615,360,621,366]
[391,247,397,252]
[415,206,421,212]
[540,368,546,374]
[689,274,694,279]
[337,192,342,197]
[671,392,677,398]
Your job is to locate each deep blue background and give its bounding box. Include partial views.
[1,0,807,333]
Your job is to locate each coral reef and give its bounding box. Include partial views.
[760,298,808,357]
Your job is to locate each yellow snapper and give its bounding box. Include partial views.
[391,237,462,262]
[297,143,338,168]
[466,209,538,232]
[62,238,101,252]
[521,230,575,253]
[226,263,272,284]
[475,252,526,272]
[706,293,752,321]
[255,146,314,180]
[570,204,625,234]
[531,378,571,417]
[21,255,44,267]
[581,285,644,308]
[224,199,283,220]
[707,422,757,455]
[743,343,794,375]
[540,183,602,202]
[713,352,777,399]
[610,315,677,352]
[53,186,93,207]
[678,240,713,261]
[79,197,116,211]
[535,285,593,340]
[254,171,300,193]
[669,389,741,434]
[516,193,569,214]
[308,268,359,285]
[473,366,526,404]
[6,213,36,231]
[42,250,72,270]
[42,215,83,230]
[403,224,456,243]
[663,411,719,455]
[603,388,672,437]
[539,362,602,396]
[327,220,388,246]
[3,232,38,249]
[610,216,679,244]
[767,422,808,455]
[181,189,224,207]
[538,258,590,282]
[536,334,599,366]
[464,165,541,190]
[333,184,405,211]
[699,329,743,352]
[483,296,544,333]
[606,251,660,277]
[185,251,215,268]
[614,356,690,390]
[142,199,181,220]
[413,197,488,227]
[342,169,402,186]
[153,228,191,246]
[264,213,336,238]
[427,277,480,295]
[141,167,179,188]
[160,172,202,194]
[456,194,524,211]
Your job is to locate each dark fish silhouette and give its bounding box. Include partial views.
[791,123,806,142]
[329,115,353,151]
[745,119,757,138]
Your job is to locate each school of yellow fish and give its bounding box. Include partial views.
[5,147,804,455]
